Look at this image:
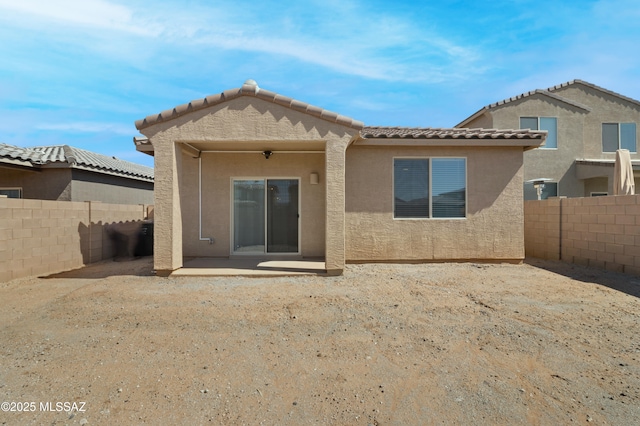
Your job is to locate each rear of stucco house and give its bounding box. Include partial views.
[135,80,545,275]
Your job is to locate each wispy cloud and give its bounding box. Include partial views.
[0,0,485,84]
[0,0,160,36]
[174,2,483,83]
[36,121,133,135]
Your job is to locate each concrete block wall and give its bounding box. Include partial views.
[524,198,561,261]
[524,195,640,275]
[0,198,152,282]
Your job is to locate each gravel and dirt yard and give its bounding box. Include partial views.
[1,258,639,425]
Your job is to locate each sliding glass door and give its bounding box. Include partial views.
[233,179,299,254]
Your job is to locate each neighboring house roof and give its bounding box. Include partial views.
[454,79,640,128]
[547,79,640,109]
[361,126,546,140]
[0,143,154,182]
[135,79,365,131]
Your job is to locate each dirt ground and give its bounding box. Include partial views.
[0,258,639,425]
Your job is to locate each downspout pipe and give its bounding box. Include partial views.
[198,156,214,244]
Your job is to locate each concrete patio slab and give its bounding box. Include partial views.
[169,258,326,277]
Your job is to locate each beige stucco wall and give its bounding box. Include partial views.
[0,167,153,204]
[462,111,493,129]
[345,145,526,261]
[0,168,72,200]
[140,96,357,274]
[584,177,609,195]
[70,170,154,205]
[179,150,325,258]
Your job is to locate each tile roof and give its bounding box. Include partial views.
[0,143,154,182]
[455,79,640,128]
[481,88,590,112]
[135,79,365,131]
[548,79,640,108]
[361,126,547,140]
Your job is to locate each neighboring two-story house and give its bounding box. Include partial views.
[456,80,640,199]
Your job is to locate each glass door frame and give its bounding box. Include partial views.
[230,177,301,256]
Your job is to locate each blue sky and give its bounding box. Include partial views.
[1,0,639,168]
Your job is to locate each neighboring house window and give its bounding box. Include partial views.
[523,182,558,200]
[394,158,466,219]
[0,188,21,198]
[602,123,636,152]
[520,117,557,149]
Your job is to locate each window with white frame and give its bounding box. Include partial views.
[520,117,557,149]
[602,122,636,152]
[393,158,466,219]
[0,188,22,198]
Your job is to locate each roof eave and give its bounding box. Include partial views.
[456,88,592,127]
[354,137,544,150]
[0,158,42,171]
[134,136,154,156]
[69,164,154,183]
[135,81,364,132]
[455,107,488,128]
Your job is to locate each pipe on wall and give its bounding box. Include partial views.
[198,157,214,244]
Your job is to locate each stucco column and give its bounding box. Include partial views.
[325,139,348,275]
[152,138,183,275]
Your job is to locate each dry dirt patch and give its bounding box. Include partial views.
[0,258,639,425]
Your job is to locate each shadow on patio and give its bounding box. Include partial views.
[170,257,327,277]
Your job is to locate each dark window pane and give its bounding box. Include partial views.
[621,123,636,152]
[233,180,265,252]
[266,179,299,253]
[394,159,429,218]
[541,182,558,199]
[523,183,538,201]
[0,189,21,198]
[432,158,466,218]
[520,117,538,130]
[602,123,619,152]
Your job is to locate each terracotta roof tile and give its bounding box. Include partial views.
[362,126,546,140]
[136,80,364,131]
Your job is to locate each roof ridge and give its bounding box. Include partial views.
[454,83,594,128]
[483,88,590,111]
[135,79,364,131]
[547,79,640,107]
